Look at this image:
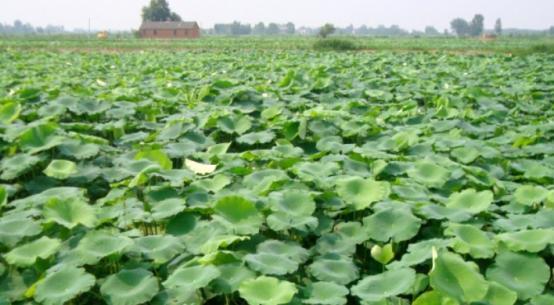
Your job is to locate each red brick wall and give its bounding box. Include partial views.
[140,28,200,39]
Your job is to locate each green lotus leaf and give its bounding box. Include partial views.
[429,251,489,303]
[73,230,133,265]
[0,153,42,180]
[407,160,449,188]
[371,243,395,265]
[213,196,263,235]
[100,268,159,305]
[67,98,110,115]
[151,198,187,220]
[513,185,548,206]
[496,229,554,253]
[58,142,100,160]
[135,149,173,170]
[18,123,64,153]
[417,203,472,222]
[200,234,249,254]
[237,131,276,145]
[390,130,419,151]
[166,212,197,236]
[243,169,289,194]
[43,197,97,229]
[207,142,232,156]
[303,281,349,305]
[351,268,416,302]
[163,264,220,290]
[445,189,494,214]
[363,207,421,242]
[269,190,316,216]
[334,221,370,244]
[5,236,61,267]
[529,294,554,305]
[412,291,459,305]
[486,251,550,300]
[336,177,390,210]
[450,146,480,164]
[43,160,78,179]
[34,266,96,305]
[317,136,351,153]
[245,240,309,275]
[308,254,359,285]
[266,211,318,232]
[218,114,252,134]
[0,186,6,207]
[483,281,517,305]
[314,233,357,256]
[211,263,256,294]
[445,223,495,259]
[292,161,340,182]
[0,102,21,124]
[388,239,449,270]
[0,216,42,247]
[133,235,185,264]
[239,276,297,305]
[192,174,232,193]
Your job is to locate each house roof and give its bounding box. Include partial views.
[140,21,198,30]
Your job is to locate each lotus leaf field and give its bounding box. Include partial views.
[1,46,554,305]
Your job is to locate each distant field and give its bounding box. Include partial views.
[1,36,554,53]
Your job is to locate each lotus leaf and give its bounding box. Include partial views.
[43,159,78,179]
[445,189,494,214]
[239,276,297,305]
[303,281,349,305]
[486,251,550,300]
[5,236,61,267]
[513,185,549,206]
[163,264,220,290]
[34,266,96,305]
[213,196,263,235]
[407,161,449,188]
[308,254,359,285]
[363,207,421,242]
[336,177,390,210]
[100,268,159,305]
[43,197,97,229]
[351,268,416,302]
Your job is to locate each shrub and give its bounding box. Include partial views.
[313,38,359,51]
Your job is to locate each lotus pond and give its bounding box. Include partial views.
[1,49,554,305]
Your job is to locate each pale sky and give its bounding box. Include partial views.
[1,0,553,31]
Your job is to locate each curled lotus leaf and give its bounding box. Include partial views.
[100,268,159,305]
[34,266,96,305]
[239,276,297,305]
[58,142,100,160]
[43,160,78,179]
[217,114,252,135]
[351,268,416,302]
[0,216,41,247]
[496,229,554,253]
[303,281,349,305]
[163,264,221,290]
[5,236,61,267]
[18,123,64,154]
[0,102,21,124]
[133,235,185,264]
[0,153,42,180]
[237,131,276,145]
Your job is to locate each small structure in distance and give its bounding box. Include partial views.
[139,21,200,39]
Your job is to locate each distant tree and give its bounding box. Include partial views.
[470,14,485,37]
[355,25,369,36]
[285,22,295,35]
[141,0,182,22]
[494,18,502,35]
[266,23,280,35]
[450,18,470,36]
[424,26,440,36]
[318,23,336,38]
[253,22,266,35]
[549,26,554,36]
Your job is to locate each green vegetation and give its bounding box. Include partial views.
[1,38,554,305]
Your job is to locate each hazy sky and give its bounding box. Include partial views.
[1,0,553,31]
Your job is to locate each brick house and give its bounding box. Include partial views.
[139,21,200,39]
